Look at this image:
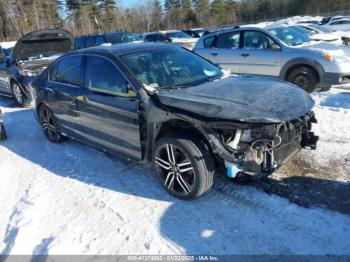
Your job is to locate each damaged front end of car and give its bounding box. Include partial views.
[184,111,318,178]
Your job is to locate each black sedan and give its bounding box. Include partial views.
[30,43,318,200]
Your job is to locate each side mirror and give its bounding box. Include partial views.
[270,43,281,51]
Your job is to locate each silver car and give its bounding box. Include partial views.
[194,26,350,92]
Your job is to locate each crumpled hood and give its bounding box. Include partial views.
[298,41,350,56]
[156,75,315,123]
[13,29,73,62]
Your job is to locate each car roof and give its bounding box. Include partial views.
[332,18,350,22]
[161,30,181,33]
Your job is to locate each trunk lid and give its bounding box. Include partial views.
[13,29,73,63]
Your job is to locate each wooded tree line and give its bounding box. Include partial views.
[1,0,350,41]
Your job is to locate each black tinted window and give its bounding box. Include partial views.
[216,31,240,49]
[243,31,277,50]
[95,35,106,46]
[156,34,166,42]
[85,36,96,48]
[51,56,82,86]
[74,37,84,50]
[85,56,128,94]
[144,35,154,42]
[204,36,215,48]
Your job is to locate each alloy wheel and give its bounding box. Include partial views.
[155,144,195,196]
[12,83,23,105]
[39,108,59,141]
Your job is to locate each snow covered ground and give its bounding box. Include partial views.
[0,88,349,255]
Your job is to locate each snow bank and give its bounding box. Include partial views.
[0,41,16,49]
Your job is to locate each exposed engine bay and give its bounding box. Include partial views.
[212,112,318,176]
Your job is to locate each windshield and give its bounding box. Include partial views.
[292,26,317,35]
[165,31,191,39]
[105,32,140,44]
[268,27,313,46]
[120,47,223,90]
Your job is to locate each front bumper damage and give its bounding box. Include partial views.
[180,111,318,177]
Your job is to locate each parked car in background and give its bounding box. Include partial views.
[161,30,198,49]
[194,26,350,92]
[323,18,350,31]
[296,23,350,45]
[182,29,200,38]
[297,20,322,25]
[30,43,318,200]
[74,31,142,50]
[142,32,172,43]
[0,29,73,106]
[191,28,209,37]
[321,16,345,25]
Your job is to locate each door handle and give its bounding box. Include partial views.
[211,52,219,56]
[241,54,250,57]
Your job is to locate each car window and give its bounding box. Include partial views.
[74,38,84,50]
[105,32,139,44]
[144,35,154,42]
[243,31,278,50]
[204,36,215,48]
[85,56,128,95]
[95,35,106,46]
[85,36,96,48]
[51,56,82,86]
[331,20,350,25]
[216,31,240,49]
[156,34,166,42]
[0,50,6,62]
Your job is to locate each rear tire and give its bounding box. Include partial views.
[11,81,26,107]
[287,66,318,93]
[153,133,214,200]
[39,105,63,143]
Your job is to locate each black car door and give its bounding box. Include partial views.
[77,55,142,160]
[46,55,85,138]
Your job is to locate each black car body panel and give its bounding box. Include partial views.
[156,75,314,123]
[30,43,318,177]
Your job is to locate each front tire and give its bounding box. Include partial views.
[287,66,318,93]
[39,105,63,143]
[153,134,214,200]
[11,81,26,106]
